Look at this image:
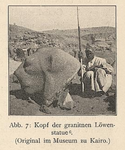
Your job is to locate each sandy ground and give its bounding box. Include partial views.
[9,68,116,116]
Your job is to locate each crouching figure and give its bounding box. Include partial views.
[81,47,114,97]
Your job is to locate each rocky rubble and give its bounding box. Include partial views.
[9,24,116,63]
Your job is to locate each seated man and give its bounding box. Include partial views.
[82,47,114,97]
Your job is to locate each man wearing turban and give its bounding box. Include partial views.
[82,46,114,97]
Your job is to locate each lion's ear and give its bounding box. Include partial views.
[47,55,53,72]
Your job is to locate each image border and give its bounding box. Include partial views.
[8,5,117,116]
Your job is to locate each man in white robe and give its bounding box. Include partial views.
[83,48,114,97]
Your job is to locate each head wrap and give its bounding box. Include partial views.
[85,44,94,53]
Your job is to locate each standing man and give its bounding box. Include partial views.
[83,46,114,97]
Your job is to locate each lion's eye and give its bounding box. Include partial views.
[23,60,31,68]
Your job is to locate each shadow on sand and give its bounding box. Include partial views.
[104,94,116,113]
[10,89,44,106]
[69,83,83,97]
[10,89,28,100]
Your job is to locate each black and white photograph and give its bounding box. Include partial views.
[9,5,117,116]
